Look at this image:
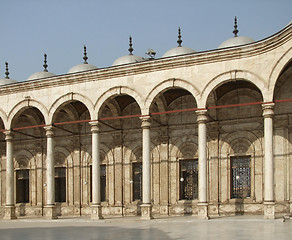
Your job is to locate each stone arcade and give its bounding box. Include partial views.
[0,19,292,220]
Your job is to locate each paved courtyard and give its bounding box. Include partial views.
[0,216,291,240]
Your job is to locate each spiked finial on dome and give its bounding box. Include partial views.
[43,53,48,72]
[177,27,182,47]
[83,45,88,64]
[5,62,10,79]
[128,36,133,55]
[233,16,239,37]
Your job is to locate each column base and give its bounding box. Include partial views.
[91,205,103,220]
[197,203,209,220]
[44,205,57,219]
[140,204,153,220]
[264,202,275,219]
[3,206,17,220]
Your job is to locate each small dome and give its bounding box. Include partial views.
[218,17,255,49]
[162,27,195,58]
[68,63,97,73]
[68,46,98,73]
[0,78,17,85]
[112,54,144,66]
[27,54,56,80]
[162,46,195,58]
[0,62,18,85]
[112,36,144,66]
[218,36,255,49]
[27,71,56,81]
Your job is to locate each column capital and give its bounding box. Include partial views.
[44,125,55,137]
[262,103,274,118]
[196,109,208,124]
[140,116,151,128]
[3,131,14,141]
[89,121,100,133]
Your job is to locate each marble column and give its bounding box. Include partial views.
[196,110,209,219]
[89,121,103,219]
[3,131,16,219]
[262,103,275,219]
[140,116,153,220]
[44,125,57,219]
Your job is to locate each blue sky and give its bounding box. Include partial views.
[0,0,291,81]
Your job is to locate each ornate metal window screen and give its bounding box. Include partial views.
[231,156,251,199]
[16,169,29,203]
[179,159,198,200]
[133,162,142,201]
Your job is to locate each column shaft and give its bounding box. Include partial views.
[3,131,16,219]
[196,110,209,219]
[5,131,14,206]
[45,126,55,205]
[140,116,153,220]
[142,121,151,204]
[196,110,208,203]
[262,103,275,219]
[90,122,101,205]
[44,125,57,219]
[263,104,274,201]
[89,121,103,219]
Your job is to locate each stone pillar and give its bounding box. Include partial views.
[3,131,16,219]
[196,110,209,219]
[44,125,57,219]
[262,103,275,219]
[140,116,153,220]
[89,121,103,219]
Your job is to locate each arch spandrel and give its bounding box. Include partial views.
[200,70,268,108]
[48,93,94,124]
[7,99,49,129]
[95,86,144,119]
[144,78,200,115]
[269,47,292,100]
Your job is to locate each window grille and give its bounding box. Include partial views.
[231,156,251,199]
[133,162,142,201]
[179,159,198,200]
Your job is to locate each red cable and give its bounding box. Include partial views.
[1,99,291,132]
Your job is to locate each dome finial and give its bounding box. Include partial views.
[177,27,182,47]
[43,53,48,72]
[233,16,239,37]
[128,36,133,55]
[5,62,10,79]
[83,45,88,64]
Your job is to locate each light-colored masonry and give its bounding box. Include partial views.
[0,24,291,220]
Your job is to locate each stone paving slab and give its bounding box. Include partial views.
[0,215,292,240]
